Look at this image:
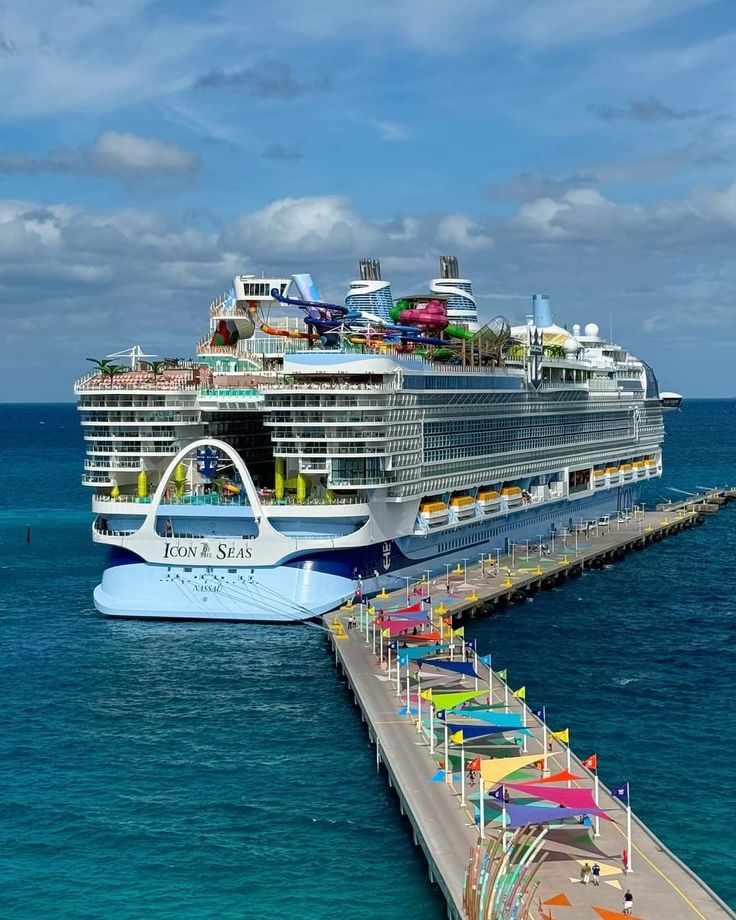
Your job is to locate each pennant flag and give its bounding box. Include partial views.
[453,626,465,638]
[467,638,477,650]
[479,654,492,666]
[468,757,481,772]
[450,730,464,744]
[388,641,398,651]
[479,753,543,784]
[419,689,433,702]
[497,668,508,680]
[381,628,390,638]
[611,782,630,806]
[551,728,569,744]
[512,686,526,700]
[533,706,545,721]
[582,753,598,770]
[489,785,505,801]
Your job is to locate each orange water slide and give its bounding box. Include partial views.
[260,323,320,341]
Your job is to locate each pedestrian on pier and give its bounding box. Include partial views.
[591,862,600,886]
[623,890,634,915]
[580,862,591,885]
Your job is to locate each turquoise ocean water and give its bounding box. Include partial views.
[1,401,734,916]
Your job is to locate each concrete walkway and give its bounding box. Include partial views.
[326,517,736,920]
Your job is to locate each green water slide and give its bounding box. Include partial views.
[445,324,474,339]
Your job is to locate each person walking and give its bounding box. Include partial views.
[580,862,591,885]
[623,890,634,915]
[591,862,600,886]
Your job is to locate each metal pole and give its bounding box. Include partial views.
[387,644,392,681]
[504,681,509,713]
[460,742,466,806]
[429,703,435,754]
[479,778,485,839]
[626,784,633,873]
[444,719,450,784]
[463,558,468,586]
[594,772,600,838]
[474,649,479,691]
[566,746,571,788]
[372,619,376,656]
[522,704,527,753]
[416,672,422,734]
[405,663,410,714]
[502,791,508,850]
[395,653,401,697]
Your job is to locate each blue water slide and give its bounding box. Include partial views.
[270,288,348,316]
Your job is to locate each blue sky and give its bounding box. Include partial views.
[1,0,735,398]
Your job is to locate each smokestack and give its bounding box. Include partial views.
[439,255,459,279]
[359,258,381,281]
[532,294,552,328]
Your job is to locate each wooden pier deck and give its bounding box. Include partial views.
[324,497,736,920]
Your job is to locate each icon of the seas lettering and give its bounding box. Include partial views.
[162,541,253,560]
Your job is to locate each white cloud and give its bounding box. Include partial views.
[437,214,494,251]
[90,132,198,174]
[0,132,199,179]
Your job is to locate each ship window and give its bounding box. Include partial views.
[228,568,237,574]
[184,567,192,573]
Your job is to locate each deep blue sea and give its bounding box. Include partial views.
[1,401,735,916]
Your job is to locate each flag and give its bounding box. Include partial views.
[450,730,464,744]
[468,757,481,772]
[479,653,492,666]
[467,637,477,650]
[489,785,505,801]
[453,626,465,638]
[612,782,630,805]
[388,641,398,651]
[551,728,569,744]
[381,628,390,638]
[582,754,598,771]
[497,668,508,680]
[533,706,546,721]
[419,689,433,701]
[512,686,526,700]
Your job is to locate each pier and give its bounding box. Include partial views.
[324,495,736,919]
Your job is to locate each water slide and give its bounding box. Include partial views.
[260,323,320,341]
[270,287,348,317]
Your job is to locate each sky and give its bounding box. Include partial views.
[1,0,735,399]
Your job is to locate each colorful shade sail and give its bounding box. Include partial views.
[420,689,486,709]
[506,782,608,813]
[379,618,429,636]
[490,801,610,829]
[397,645,446,665]
[446,723,526,740]
[479,754,542,784]
[515,770,583,785]
[418,659,479,679]
[451,711,524,728]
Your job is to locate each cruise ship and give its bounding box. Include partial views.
[75,257,664,621]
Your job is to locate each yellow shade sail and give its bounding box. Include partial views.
[479,754,542,785]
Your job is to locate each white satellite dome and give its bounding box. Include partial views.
[584,322,600,338]
[563,338,580,355]
[572,323,581,336]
